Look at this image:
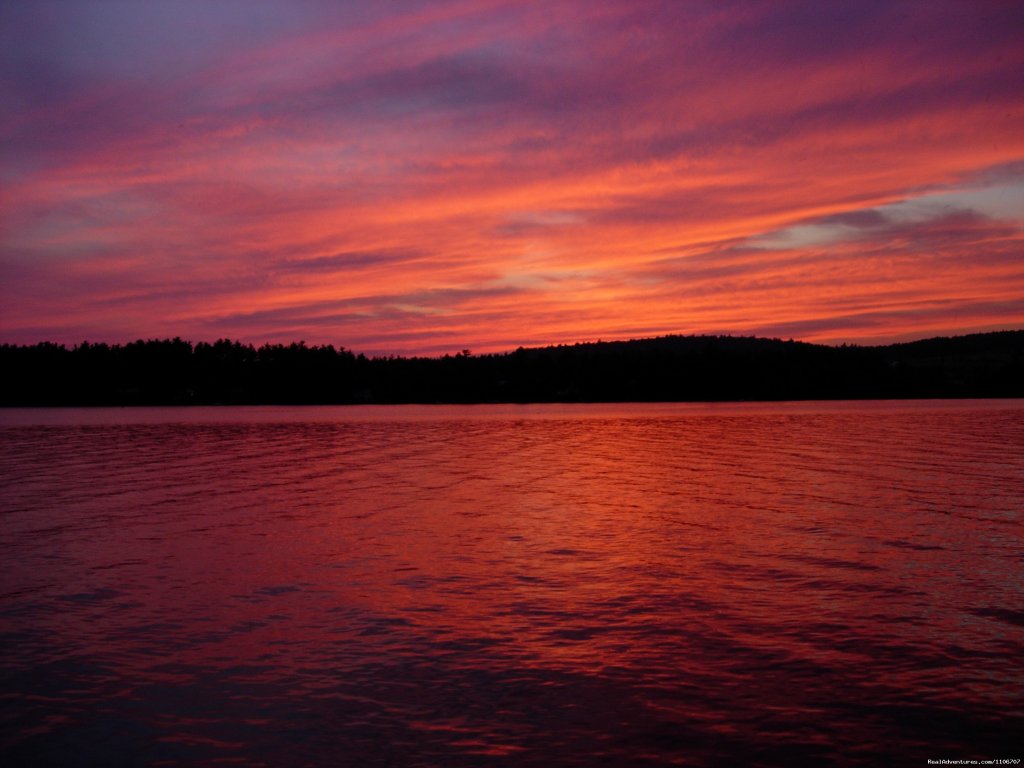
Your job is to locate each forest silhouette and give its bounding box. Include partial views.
[1,331,1021,406]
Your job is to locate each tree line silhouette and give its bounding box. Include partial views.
[1,332,1021,405]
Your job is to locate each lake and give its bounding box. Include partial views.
[1,401,1022,766]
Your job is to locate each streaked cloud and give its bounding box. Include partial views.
[2,0,1022,354]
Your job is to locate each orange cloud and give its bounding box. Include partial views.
[2,1,1023,354]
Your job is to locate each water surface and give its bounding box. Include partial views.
[1,401,1022,766]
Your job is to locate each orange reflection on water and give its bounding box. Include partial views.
[1,401,1021,765]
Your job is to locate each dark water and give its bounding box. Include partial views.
[1,401,1022,767]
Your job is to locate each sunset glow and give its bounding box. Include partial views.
[2,1,1023,355]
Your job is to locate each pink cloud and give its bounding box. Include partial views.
[2,1,1023,353]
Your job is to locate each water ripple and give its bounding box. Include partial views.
[1,401,1022,765]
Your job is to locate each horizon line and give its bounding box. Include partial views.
[4,328,1022,360]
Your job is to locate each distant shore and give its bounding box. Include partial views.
[2,331,1021,406]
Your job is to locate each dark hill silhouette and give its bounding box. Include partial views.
[1,331,1021,406]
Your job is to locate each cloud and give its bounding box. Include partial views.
[272,249,430,274]
[2,1,1023,352]
[816,210,892,229]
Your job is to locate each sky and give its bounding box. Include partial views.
[1,0,1023,356]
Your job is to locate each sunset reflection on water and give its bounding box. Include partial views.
[1,401,1021,766]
